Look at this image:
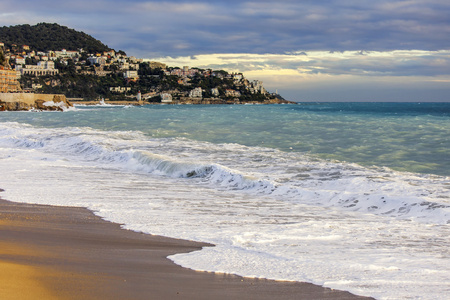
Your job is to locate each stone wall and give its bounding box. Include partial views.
[0,93,72,111]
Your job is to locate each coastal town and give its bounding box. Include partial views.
[0,31,293,110]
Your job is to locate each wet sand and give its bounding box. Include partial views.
[0,198,373,299]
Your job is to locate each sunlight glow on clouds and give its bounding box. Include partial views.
[150,50,450,101]
[152,50,450,77]
[135,2,213,14]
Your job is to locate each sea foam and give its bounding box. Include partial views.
[1,120,449,300]
[1,122,448,224]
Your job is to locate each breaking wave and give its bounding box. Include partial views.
[1,122,449,224]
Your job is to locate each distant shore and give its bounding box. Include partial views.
[0,94,295,112]
[69,97,297,106]
[69,99,141,106]
[0,197,371,299]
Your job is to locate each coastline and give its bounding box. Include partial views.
[0,197,372,300]
[0,93,296,112]
[69,97,296,106]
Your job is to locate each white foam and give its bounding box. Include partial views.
[0,121,449,299]
[2,122,447,224]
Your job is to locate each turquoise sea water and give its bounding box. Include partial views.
[2,102,449,176]
[1,102,449,299]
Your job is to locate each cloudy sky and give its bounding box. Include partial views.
[1,0,450,101]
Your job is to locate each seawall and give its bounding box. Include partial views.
[0,93,72,111]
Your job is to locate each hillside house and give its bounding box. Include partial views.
[123,70,139,81]
[189,87,203,98]
[18,61,59,76]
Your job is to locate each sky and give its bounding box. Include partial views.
[1,0,450,102]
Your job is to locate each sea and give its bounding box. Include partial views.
[0,102,449,299]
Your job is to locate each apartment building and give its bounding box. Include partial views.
[0,66,21,92]
[225,89,241,97]
[161,93,173,103]
[18,61,59,76]
[123,70,139,81]
[189,87,203,98]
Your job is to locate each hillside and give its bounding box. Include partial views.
[1,23,292,104]
[0,47,5,66]
[0,23,111,53]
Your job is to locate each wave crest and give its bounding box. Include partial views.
[1,122,448,224]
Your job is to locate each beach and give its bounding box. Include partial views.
[0,198,372,300]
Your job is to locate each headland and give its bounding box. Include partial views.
[0,23,296,108]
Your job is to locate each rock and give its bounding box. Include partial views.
[0,101,34,111]
[0,93,72,111]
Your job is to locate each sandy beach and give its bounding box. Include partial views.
[0,197,373,300]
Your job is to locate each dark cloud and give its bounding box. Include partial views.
[1,0,450,57]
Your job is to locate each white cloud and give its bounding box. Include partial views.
[135,2,212,14]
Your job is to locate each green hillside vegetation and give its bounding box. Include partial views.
[0,23,111,53]
[20,64,265,102]
[22,60,132,100]
[0,48,5,66]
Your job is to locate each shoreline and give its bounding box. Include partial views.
[69,98,296,106]
[0,197,373,299]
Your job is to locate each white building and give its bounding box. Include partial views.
[128,56,143,63]
[225,89,241,97]
[15,56,26,65]
[38,61,55,69]
[123,70,139,81]
[161,93,173,103]
[119,62,139,70]
[18,61,59,76]
[233,73,243,81]
[251,80,266,94]
[211,88,219,97]
[55,49,79,59]
[189,87,203,98]
[110,86,131,93]
[87,56,107,66]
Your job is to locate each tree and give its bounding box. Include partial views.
[0,23,111,53]
[0,48,5,66]
[117,50,127,56]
